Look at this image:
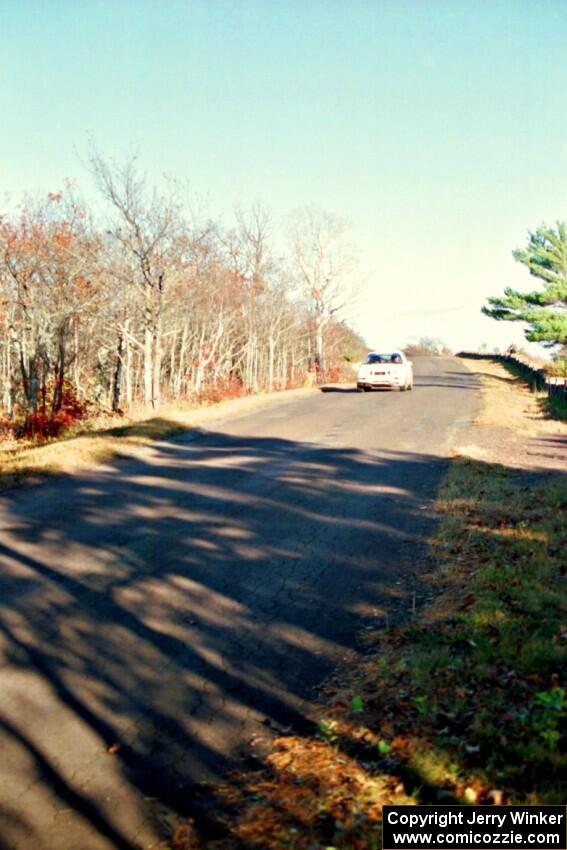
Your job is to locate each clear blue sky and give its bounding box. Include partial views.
[2,0,567,352]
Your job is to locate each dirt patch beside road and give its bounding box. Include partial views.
[458,356,566,472]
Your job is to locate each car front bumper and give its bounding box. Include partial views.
[357,378,402,388]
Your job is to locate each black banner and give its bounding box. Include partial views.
[382,806,566,850]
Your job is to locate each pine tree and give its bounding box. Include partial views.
[483,222,567,347]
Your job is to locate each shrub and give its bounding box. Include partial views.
[18,382,91,441]
[548,358,567,378]
[197,375,247,405]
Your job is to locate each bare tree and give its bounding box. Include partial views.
[0,174,366,436]
[0,193,100,421]
[89,153,180,408]
[288,207,356,373]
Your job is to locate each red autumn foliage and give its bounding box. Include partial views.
[18,382,90,441]
[324,366,341,382]
[197,375,248,405]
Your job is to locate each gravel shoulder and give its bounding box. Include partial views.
[458,356,567,472]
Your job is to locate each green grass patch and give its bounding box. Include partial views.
[544,392,567,421]
[338,456,567,805]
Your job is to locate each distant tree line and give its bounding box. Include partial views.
[404,337,452,356]
[0,156,365,436]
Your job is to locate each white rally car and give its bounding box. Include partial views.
[356,351,413,392]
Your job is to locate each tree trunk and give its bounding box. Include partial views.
[52,326,67,413]
[175,323,188,398]
[268,334,275,392]
[124,322,133,406]
[3,333,13,416]
[152,323,161,408]
[144,324,153,407]
[111,328,125,412]
[315,311,324,377]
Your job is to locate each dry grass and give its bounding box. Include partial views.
[460,356,567,438]
[0,386,320,489]
[172,734,413,850]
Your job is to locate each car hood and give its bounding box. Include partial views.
[358,363,404,375]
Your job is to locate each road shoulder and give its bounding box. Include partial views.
[0,385,324,491]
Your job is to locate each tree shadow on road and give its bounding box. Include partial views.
[0,428,448,849]
[415,371,480,391]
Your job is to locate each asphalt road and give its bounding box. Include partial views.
[0,356,479,850]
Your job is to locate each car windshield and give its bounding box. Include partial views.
[365,353,402,364]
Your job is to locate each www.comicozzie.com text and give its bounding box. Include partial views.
[386,812,564,830]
